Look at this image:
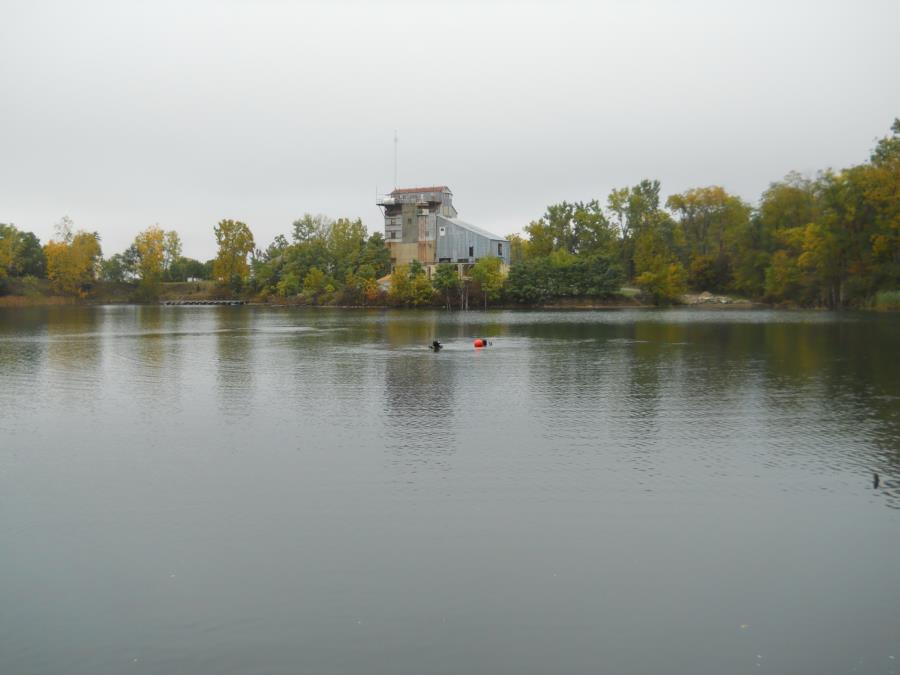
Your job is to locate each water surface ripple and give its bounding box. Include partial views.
[1,306,899,675]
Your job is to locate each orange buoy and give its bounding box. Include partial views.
[473,339,485,348]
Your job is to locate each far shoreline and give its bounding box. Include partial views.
[3,295,887,312]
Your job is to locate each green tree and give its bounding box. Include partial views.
[758,173,818,240]
[163,230,182,279]
[667,186,751,291]
[409,274,434,307]
[762,225,807,303]
[100,253,132,282]
[389,263,433,307]
[303,266,333,303]
[266,234,290,260]
[607,180,665,279]
[798,220,844,306]
[133,225,166,298]
[523,219,555,258]
[360,232,391,277]
[389,264,413,305]
[764,249,803,303]
[470,256,504,309]
[432,263,460,310]
[408,259,425,278]
[522,201,617,258]
[213,219,255,288]
[505,258,554,304]
[292,213,330,244]
[633,227,686,305]
[0,224,18,281]
[504,252,622,304]
[277,271,301,297]
[576,255,624,296]
[15,231,46,277]
[506,233,529,263]
[168,256,207,282]
[355,264,380,305]
[0,224,14,287]
[544,202,578,253]
[0,224,46,279]
[571,200,617,256]
[326,217,367,280]
[864,120,900,293]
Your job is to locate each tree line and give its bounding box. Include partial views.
[507,119,899,308]
[0,216,211,299]
[247,214,391,304]
[0,212,394,304]
[1,119,897,309]
[211,115,900,309]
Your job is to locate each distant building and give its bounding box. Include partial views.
[376,186,509,274]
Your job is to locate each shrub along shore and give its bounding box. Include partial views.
[2,120,898,311]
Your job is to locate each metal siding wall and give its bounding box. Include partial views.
[456,225,465,259]
[455,221,475,260]
[435,217,509,263]
[436,223,448,259]
[490,239,511,264]
[476,235,490,259]
[437,218,465,260]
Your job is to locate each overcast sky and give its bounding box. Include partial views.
[2,0,898,260]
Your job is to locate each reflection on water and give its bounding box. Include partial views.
[215,307,255,417]
[125,306,187,409]
[46,307,104,407]
[1,306,899,675]
[383,345,459,473]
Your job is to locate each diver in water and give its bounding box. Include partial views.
[430,340,443,351]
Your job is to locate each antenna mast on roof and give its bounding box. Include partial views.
[393,129,399,190]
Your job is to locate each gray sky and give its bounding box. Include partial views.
[2,0,898,260]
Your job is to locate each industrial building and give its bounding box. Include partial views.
[376,186,509,275]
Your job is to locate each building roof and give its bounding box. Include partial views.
[438,216,507,242]
[390,185,450,195]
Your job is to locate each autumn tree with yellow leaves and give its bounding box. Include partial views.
[132,226,167,299]
[213,219,255,291]
[43,219,102,295]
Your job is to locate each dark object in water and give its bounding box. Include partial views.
[874,473,880,489]
[430,340,443,352]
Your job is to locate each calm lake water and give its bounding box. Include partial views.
[1,306,899,675]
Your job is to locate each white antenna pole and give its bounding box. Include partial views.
[393,129,399,189]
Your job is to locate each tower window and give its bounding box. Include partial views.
[468,246,474,257]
